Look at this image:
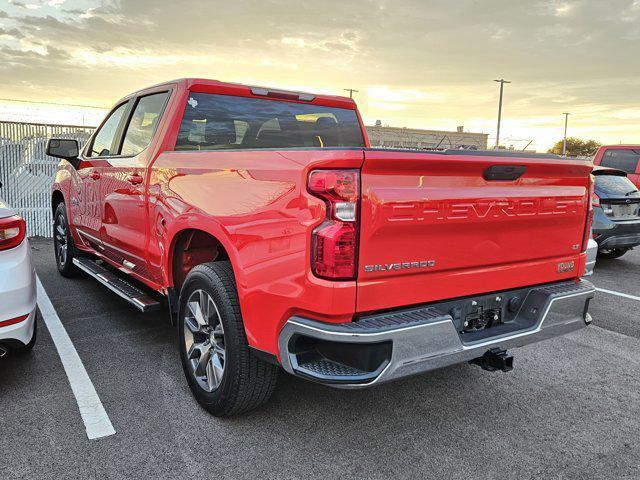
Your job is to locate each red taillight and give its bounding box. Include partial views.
[308,169,359,280]
[582,175,595,252]
[0,215,26,251]
[592,193,600,207]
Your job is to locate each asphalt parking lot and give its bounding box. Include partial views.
[2,238,640,479]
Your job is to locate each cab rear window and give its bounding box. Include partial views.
[175,93,365,151]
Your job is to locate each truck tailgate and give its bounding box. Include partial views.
[357,149,592,312]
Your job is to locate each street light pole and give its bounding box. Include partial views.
[562,112,570,156]
[343,88,359,99]
[494,78,511,148]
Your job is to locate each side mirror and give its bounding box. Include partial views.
[47,139,81,168]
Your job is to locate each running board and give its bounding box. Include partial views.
[72,257,161,312]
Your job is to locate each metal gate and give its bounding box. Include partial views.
[0,121,95,237]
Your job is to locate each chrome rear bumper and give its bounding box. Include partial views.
[278,280,595,388]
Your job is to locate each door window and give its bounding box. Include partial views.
[120,92,169,156]
[600,149,640,174]
[88,103,128,157]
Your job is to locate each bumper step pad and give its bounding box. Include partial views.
[72,257,161,312]
[299,359,369,378]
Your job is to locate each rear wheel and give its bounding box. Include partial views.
[178,262,278,416]
[53,203,78,277]
[597,248,628,259]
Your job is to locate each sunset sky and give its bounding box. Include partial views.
[0,0,639,151]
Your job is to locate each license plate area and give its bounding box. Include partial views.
[439,287,532,337]
[605,202,640,218]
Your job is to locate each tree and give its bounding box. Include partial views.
[548,137,602,157]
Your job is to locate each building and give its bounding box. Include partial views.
[365,124,489,150]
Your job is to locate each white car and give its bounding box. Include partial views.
[0,194,37,357]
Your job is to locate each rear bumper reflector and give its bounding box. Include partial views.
[0,314,29,328]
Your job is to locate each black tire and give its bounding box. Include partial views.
[13,314,37,354]
[597,248,628,259]
[53,202,79,277]
[178,261,278,416]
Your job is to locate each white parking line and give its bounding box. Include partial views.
[595,287,640,302]
[36,277,116,440]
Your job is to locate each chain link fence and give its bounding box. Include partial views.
[0,121,95,237]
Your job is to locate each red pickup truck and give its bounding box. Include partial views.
[593,145,640,188]
[48,78,595,416]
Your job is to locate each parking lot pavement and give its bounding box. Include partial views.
[2,239,640,479]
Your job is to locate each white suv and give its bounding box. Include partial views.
[0,193,37,357]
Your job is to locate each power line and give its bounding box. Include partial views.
[0,97,108,109]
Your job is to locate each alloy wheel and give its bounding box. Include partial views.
[54,214,68,267]
[183,289,226,392]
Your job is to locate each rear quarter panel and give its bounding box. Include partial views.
[149,148,364,356]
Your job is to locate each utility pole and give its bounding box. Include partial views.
[562,112,570,156]
[343,88,359,99]
[493,78,511,148]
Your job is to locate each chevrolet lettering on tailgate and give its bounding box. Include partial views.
[387,197,584,223]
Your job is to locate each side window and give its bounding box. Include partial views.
[88,103,128,157]
[601,149,640,174]
[120,92,169,156]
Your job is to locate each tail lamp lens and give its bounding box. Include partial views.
[0,215,26,251]
[308,170,359,280]
[591,193,600,207]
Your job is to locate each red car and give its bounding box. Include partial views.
[593,145,640,188]
[48,78,595,416]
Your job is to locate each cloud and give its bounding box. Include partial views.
[10,1,41,10]
[0,27,24,38]
[0,0,638,149]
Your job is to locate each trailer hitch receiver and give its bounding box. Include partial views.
[470,348,513,372]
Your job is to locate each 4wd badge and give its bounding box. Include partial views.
[557,261,575,273]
